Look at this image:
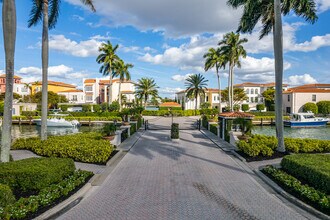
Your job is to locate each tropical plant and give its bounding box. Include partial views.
[150,96,159,106]
[34,91,68,108]
[28,0,95,141]
[317,101,330,115]
[113,59,133,111]
[96,41,120,106]
[101,123,117,137]
[1,0,16,162]
[24,82,33,102]
[303,102,318,114]
[185,74,208,111]
[135,78,159,108]
[262,87,275,110]
[204,47,226,113]
[227,0,318,152]
[221,87,248,106]
[218,32,247,112]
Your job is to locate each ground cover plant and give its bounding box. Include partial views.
[12,132,114,164]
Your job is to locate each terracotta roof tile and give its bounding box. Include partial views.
[283,88,330,94]
[84,79,96,83]
[58,89,83,93]
[33,80,76,88]
[219,112,254,118]
[0,74,22,79]
[234,82,288,87]
[159,102,181,107]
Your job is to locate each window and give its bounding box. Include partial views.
[217,96,219,101]
[255,97,258,103]
[251,89,254,94]
[246,89,249,94]
[287,95,290,102]
[214,96,216,101]
[255,89,258,94]
[72,95,77,101]
[312,94,316,102]
[250,97,253,103]
[86,95,93,101]
[85,86,93,92]
[206,96,209,102]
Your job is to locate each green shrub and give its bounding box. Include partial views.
[0,158,75,194]
[263,166,330,214]
[0,184,15,207]
[281,154,330,194]
[241,104,249,112]
[0,170,92,220]
[59,105,68,111]
[256,104,265,111]
[142,109,200,116]
[21,111,38,117]
[171,123,179,139]
[303,102,318,114]
[82,104,92,112]
[210,124,217,135]
[317,101,330,115]
[159,106,182,111]
[63,116,122,121]
[249,111,275,116]
[233,104,240,111]
[93,104,101,112]
[12,133,114,164]
[269,104,275,111]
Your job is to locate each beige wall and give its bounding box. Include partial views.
[283,92,330,113]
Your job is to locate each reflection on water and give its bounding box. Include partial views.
[253,126,330,140]
[1,125,101,140]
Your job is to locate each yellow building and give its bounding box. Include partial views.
[31,81,76,95]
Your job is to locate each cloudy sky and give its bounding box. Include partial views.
[0,0,330,97]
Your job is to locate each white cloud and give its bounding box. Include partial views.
[287,74,318,86]
[72,15,84,21]
[159,87,184,98]
[316,0,330,12]
[171,74,193,82]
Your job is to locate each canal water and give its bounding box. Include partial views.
[253,126,330,140]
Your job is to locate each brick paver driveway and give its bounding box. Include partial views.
[58,117,313,220]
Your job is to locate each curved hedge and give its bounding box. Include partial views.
[12,132,114,164]
[0,184,15,207]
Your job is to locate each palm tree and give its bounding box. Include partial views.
[0,0,16,162]
[28,0,95,141]
[113,59,133,111]
[135,78,159,109]
[218,32,247,112]
[96,41,120,107]
[23,83,33,102]
[203,47,226,113]
[227,0,317,152]
[185,74,208,112]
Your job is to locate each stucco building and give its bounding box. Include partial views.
[31,81,76,95]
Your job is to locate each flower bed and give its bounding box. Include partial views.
[12,132,114,164]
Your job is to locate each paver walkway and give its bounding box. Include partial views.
[58,117,315,220]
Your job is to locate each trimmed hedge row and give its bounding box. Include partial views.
[262,166,329,214]
[142,110,200,116]
[210,124,217,136]
[0,184,15,208]
[0,158,75,194]
[237,134,330,157]
[281,154,330,194]
[64,116,122,121]
[12,133,114,164]
[0,170,92,220]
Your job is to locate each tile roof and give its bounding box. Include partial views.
[0,74,22,79]
[234,82,288,87]
[58,89,83,93]
[121,90,134,94]
[99,79,133,84]
[159,102,181,107]
[290,84,330,90]
[219,112,255,118]
[32,80,76,88]
[84,79,96,83]
[283,88,330,94]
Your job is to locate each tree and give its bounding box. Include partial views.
[200,102,211,110]
[24,82,33,102]
[317,101,330,115]
[218,32,247,112]
[28,0,95,141]
[221,88,248,106]
[96,41,120,106]
[150,96,159,106]
[303,102,318,114]
[262,87,275,111]
[33,91,68,108]
[241,104,249,112]
[204,47,226,113]
[1,0,16,162]
[256,104,265,111]
[227,0,317,152]
[0,92,21,101]
[135,78,159,108]
[113,59,133,111]
[185,74,208,112]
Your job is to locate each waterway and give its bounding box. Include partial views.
[253,125,330,140]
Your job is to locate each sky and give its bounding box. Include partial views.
[0,0,330,98]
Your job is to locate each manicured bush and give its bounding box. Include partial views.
[241,104,249,112]
[171,123,179,139]
[303,102,318,114]
[64,116,122,121]
[249,111,275,116]
[0,184,15,207]
[210,124,217,136]
[317,101,330,115]
[284,137,330,153]
[269,104,275,111]
[12,133,114,164]
[130,123,137,135]
[159,106,182,111]
[0,158,75,194]
[92,104,101,112]
[59,104,68,111]
[142,109,200,116]
[21,111,38,117]
[0,170,92,220]
[256,104,265,111]
[281,154,330,194]
[82,104,92,112]
[262,166,330,214]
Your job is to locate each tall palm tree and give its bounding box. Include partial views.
[203,47,226,113]
[28,0,95,141]
[227,0,317,152]
[23,82,33,102]
[0,0,16,162]
[96,41,120,107]
[135,78,159,109]
[218,32,247,112]
[113,59,133,111]
[185,74,208,112]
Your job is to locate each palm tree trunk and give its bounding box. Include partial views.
[118,81,122,111]
[216,69,222,113]
[1,0,16,163]
[231,65,234,112]
[144,94,147,109]
[228,66,231,112]
[195,94,198,114]
[108,73,113,106]
[274,0,285,152]
[40,0,49,141]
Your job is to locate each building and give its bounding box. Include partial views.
[0,74,31,96]
[83,78,136,104]
[159,102,182,109]
[58,89,85,104]
[31,81,76,95]
[12,103,38,116]
[283,84,330,113]
[234,82,288,110]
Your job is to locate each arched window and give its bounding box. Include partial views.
[255,89,258,94]
[251,89,254,94]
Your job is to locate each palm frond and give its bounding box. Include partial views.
[49,0,61,29]
[28,0,43,27]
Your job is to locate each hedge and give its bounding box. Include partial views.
[64,116,122,121]
[171,123,179,139]
[142,110,200,116]
[263,166,329,214]
[256,104,265,111]
[241,104,249,112]
[303,102,318,114]
[12,132,114,164]
[237,134,330,157]
[0,184,15,208]
[281,154,330,194]
[159,106,182,111]
[0,170,92,220]
[0,158,75,194]
[210,124,217,136]
[317,101,330,115]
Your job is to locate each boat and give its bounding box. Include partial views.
[284,112,329,128]
[34,113,80,127]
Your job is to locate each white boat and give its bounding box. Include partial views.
[284,112,329,128]
[34,113,80,127]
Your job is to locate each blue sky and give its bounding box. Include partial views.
[0,0,330,98]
